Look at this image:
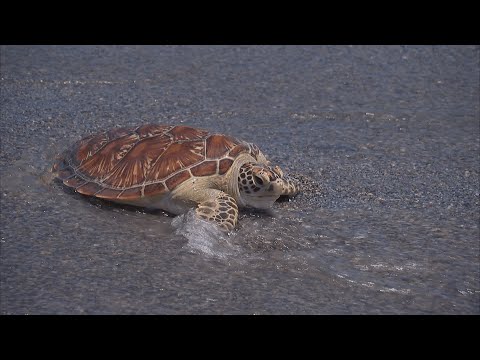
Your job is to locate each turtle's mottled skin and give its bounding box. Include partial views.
[53,124,298,231]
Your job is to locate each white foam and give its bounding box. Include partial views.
[172,209,242,260]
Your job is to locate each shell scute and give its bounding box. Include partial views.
[165,171,191,191]
[117,187,143,200]
[75,133,109,164]
[206,134,240,159]
[107,127,135,139]
[168,125,209,141]
[228,143,250,158]
[75,181,104,196]
[77,134,139,180]
[95,188,124,200]
[219,158,234,175]
[143,182,167,197]
[190,161,218,177]
[146,141,204,181]
[64,175,87,188]
[102,135,171,188]
[136,124,172,138]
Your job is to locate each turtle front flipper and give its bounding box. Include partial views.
[195,190,238,232]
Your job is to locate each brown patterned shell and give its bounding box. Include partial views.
[53,124,259,201]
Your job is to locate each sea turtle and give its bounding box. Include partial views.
[52,124,298,231]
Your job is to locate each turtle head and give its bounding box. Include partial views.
[237,162,298,209]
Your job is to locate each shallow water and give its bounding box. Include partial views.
[1,45,479,314]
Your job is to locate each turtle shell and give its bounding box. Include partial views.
[53,124,259,201]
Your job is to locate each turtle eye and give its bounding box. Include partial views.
[254,175,264,185]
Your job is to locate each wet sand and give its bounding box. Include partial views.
[1,45,478,314]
